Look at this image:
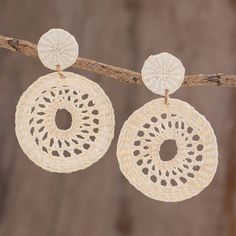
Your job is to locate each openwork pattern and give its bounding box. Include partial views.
[16,72,115,173]
[117,98,218,202]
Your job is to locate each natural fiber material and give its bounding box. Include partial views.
[38,29,79,70]
[141,53,185,96]
[15,72,115,173]
[117,98,218,202]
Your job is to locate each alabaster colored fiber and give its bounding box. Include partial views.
[117,98,218,202]
[16,72,115,173]
[38,29,79,70]
[141,53,185,96]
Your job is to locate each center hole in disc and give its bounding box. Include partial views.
[55,109,72,130]
[159,139,177,162]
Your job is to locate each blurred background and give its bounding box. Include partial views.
[0,0,236,235]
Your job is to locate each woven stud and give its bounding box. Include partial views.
[37,29,79,70]
[117,98,218,202]
[141,52,185,96]
[15,72,115,173]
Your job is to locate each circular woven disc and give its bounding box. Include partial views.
[38,29,79,70]
[117,98,218,202]
[141,53,185,96]
[16,72,115,173]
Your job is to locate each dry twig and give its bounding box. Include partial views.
[0,35,235,87]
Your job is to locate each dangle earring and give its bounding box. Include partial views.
[15,29,115,173]
[117,52,218,202]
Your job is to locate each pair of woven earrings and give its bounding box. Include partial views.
[15,29,218,202]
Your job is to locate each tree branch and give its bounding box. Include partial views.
[0,35,235,87]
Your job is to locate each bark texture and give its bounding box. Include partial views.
[0,35,235,87]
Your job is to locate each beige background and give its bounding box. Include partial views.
[0,0,236,235]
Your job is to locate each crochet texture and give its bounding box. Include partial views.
[15,72,115,173]
[117,98,218,202]
[141,52,185,96]
[37,29,79,70]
